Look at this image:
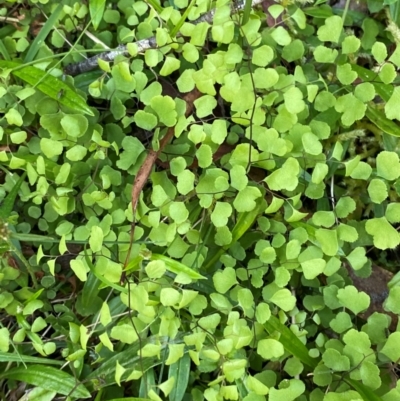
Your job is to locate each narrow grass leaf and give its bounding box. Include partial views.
[241,0,253,25]
[263,315,318,369]
[0,61,94,116]
[168,352,190,401]
[107,399,152,401]
[366,105,400,137]
[204,197,265,270]
[87,336,178,386]
[0,172,26,219]
[89,0,107,30]
[0,365,91,398]
[84,248,127,293]
[24,4,63,62]
[170,0,197,37]
[151,253,206,280]
[352,64,392,101]
[343,377,384,401]
[0,352,62,365]
[0,39,10,61]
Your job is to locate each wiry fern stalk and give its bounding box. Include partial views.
[64,0,265,76]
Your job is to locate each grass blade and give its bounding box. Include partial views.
[151,253,206,280]
[203,197,265,270]
[343,377,384,401]
[170,0,197,37]
[0,365,91,398]
[0,39,10,61]
[241,0,253,25]
[168,352,190,401]
[24,4,63,63]
[0,172,26,220]
[0,60,94,116]
[89,0,107,30]
[107,399,151,401]
[0,352,63,365]
[366,105,400,137]
[263,315,318,369]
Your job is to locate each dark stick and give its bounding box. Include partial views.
[63,0,263,76]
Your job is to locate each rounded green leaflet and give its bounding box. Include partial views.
[337,285,370,315]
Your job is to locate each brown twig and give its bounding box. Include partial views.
[121,88,201,281]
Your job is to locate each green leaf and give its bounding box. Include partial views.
[347,247,368,270]
[160,56,180,76]
[0,328,9,352]
[343,377,385,401]
[5,109,22,126]
[257,338,284,360]
[335,197,356,218]
[89,226,103,253]
[90,0,106,30]
[330,312,352,334]
[368,179,388,203]
[282,39,304,62]
[70,259,88,282]
[301,258,326,279]
[269,379,305,401]
[0,352,63,365]
[366,105,400,137]
[253,45,274,67]
[233,187,262,213]
[372,42,388,64]
[379,62,396,84]
[284,87,305,114]
[265,158,299,191]
[360,360,381,390]
[117,136,145,170]
[365,217,400,249]
[194,95,217,118]
[24,4,63,62]
[150,95,177,127]
[376,151,400,180]
[384,286,400,314]
[337,285,370,315]
[107,399,152,401]
[168,353,190,401]
[337,63,357,85]
[385,86,400,120]
[88,335,184,386]
[263,316,318,368]
[271,26,291,46]
[0,61,94,116]
[317,15,342,43]
[61,114,88,138]
[386,203,400,223]
[0,365,90,398]
[213,267,238,294]
[314,45,338,63]
[342,35,361,54]
[322,348,350,371]
[335,94,366,126]
[302,132,322,155]
[170,0,196,37]
[211,202,232,227]
[269,289,296,311]
[0,172,26,219]
[40,138,63,158]
[150,254,206,281]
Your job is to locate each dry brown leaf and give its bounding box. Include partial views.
[122,88,201,277]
